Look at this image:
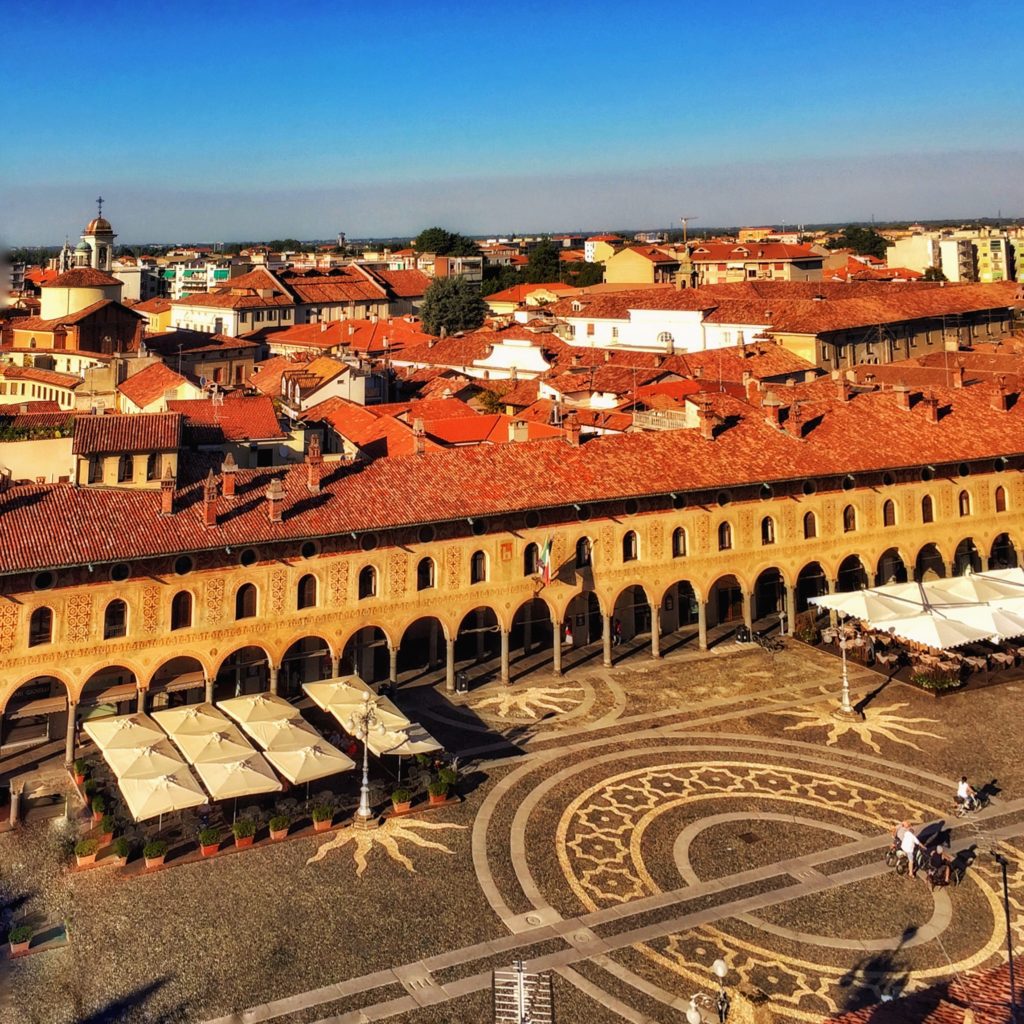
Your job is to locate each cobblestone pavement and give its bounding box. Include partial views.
[2,640,1023,1024]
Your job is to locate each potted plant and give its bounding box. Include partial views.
[391,788,412,814]
[199,827,221,857]
[269,815,290,841]
[427,780,449,806]
[72,758,88,786]
[143,839,168,869]
[83,778,99,801]
[75,838,100,867]
[232,819,256,849]
[112,837,131,867]
[91,795,106,823]
[8,925,32,956]
[311,805,333,832]
[98,814,115,846]
[437,766,458,790]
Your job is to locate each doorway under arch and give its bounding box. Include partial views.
[214,646,270,704]
[876,548,908,586]
[915,543,946,581]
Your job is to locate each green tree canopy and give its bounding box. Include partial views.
[413,227,479,257]
[480,265,523,296]
[561,261,603,287]
[921,266,947,281]
[826,226,889,261]
[524,240,562,283]
[419,275,488,336]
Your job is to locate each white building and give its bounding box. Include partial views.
[938,238,976,283]
[887,236,940,274]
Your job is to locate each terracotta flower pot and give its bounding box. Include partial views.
[234,835,254,849]
[113,855,128,867]
[428,792,447,806]
[313,818,332,832]
[10,940,30,956]
[92,810,103,823]
[200,843,219,857]
[74,773,85,786]
[98,832,113,846]
[392,800,412,814]
[144,854,165,869]
[76,851,98,867]
[270,827,288,841]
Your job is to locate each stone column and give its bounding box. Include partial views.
[742,590,753,630]
[388,645,398,687]
[552,620,563,677]
[137,687,148,713]
[650,603,662,659]
[784,583,796,635]
[445,637,455,693]
[500,629,510,686]
[64,701,77,765]
[9,782,21,829]
[697,599,708,651]
[827,578,838,626]
[204,674,214,703]
[269,665,280,696]
[602,614,613,667]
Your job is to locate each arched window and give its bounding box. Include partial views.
[358,566,377,599]
[170,591,192,631]
[921,494,934,523]
[103,599,127,639]
[28,607,53,647]
[297,574,317,610]
[995,485,1008,513]
[761,516,775,545]
[958,490,972,517]
[523,543,539,576]
[718,521,732,551]
[672,527,687,558]
[117,454,134,483]
[470,550,487,584]
[882,499,896,527]
[235,583,257,619]
[622,530,638,562]
[803,511,817,539]
[843,505,857,532]
[657,331,674,349]
[576,537,592,568]
[417,557,435,590]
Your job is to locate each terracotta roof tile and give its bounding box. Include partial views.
[168,394,286,443]
[0,364,83,388]
[71,412,181,455]
[41,268,121,288]
[117,362,191,408]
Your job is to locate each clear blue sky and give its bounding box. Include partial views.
[3,0,1022,242]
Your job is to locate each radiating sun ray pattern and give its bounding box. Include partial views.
[306,818,466,876]
[774,702,944,754]
[472,685,584,720]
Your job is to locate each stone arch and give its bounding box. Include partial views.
[562,591,602,647]
[914,543,946,581]
[280,634,335,695]
[795,561,828,614]
[835,554,868,592]
[455,605,501,666]
[953,537,982,576]
[875,547,908,585]
[510,596,556,657]
[752,567,787,625]
[149,655,209,709]
[397,615,449,680]
[340,624,392,683]
[79,663,140,716]
[660,578,701,638]
[611,584,652,642]
[212,644,273,703]
[0,674,71,755]
[707,573,745,629]
[990,533,1019,569]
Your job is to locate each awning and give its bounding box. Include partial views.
[80,683,137,706]
[150,670,206,695]
[7,696,67,720]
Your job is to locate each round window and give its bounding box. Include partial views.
[110,563,131,582]
[717,490,731,507]
[239,549,257,567]
[524,511,541,529]
[300,541,318,560]
[471,520,487,537]
[842,475,856,491]
[33,571,55,591]
[174,556,193,576]
[418,525,436,544]
[623,498,640,516]
[921,465,936,482]
[882,471,896,487]
[360,533,378,552]
[958,462,971,478]
[672,494,686,510]
[994,456,1008,473]
[802,480,817,496]
[759,483,773,501]
[576,505,592,521]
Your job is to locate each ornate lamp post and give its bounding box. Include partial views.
[825,615,863,721]
[686,957,730,1023]
[346,692,380,830]
[992,850,1019,1022]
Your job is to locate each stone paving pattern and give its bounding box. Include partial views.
[1,641,1023,1023]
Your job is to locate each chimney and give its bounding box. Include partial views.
[160,464,175,516]
[412,417,425,456]
[564,411,581,446]
[787,402,804,438]
[992,375,1010,412]
[221,452,238,498]
[203,469,219,527]
[509,418,530,443]
[698,398,715,440]
[953,362,965,389]
[836,379,850,403]
[571,353,581,368]
[266,477,285,522]
[306,432,323,493]
[893,385,911,411]
[922,391,939,423]
[762,391,782,427]
[745,376,761,403]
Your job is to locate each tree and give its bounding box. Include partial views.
[561,261,604,287]
[480,265,523,296]
[419,275,488,336]
[922,266,947,282]
[524,240,561,283]
[826,226,889,261]
[413,227,479,257]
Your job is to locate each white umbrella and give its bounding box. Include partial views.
[304,679,411,731]
[810,589,921,622]
[938,605,1024,640]
[108,741,191,779]
[84,713,166,750]
[218,693,302,726]
[381,723,443,757]
[927,574,1024,606]
[879,614,993,650]
[175,729,256,765]
[262,741,354,785]
[153,703,232,737]
[237,715,315,751]
[197,755,282,801]
[118,769,207,823]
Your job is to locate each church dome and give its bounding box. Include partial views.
[84,217,112,234]
[75,238,92,252]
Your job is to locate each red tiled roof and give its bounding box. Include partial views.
[0,364,83,388]
[41,268,122,288]
[117,362,191,409]
[371,269,432,298]
[279,267,387,305]
[7,299,140,333]
[397,334,496,368]
[302,397,438,459]
[143,330,262,356]
[688,242,822,263]
[423,414,563,446]
[485,283,578,304]
[24,268,61,286]
[72,412,181,456]
[168,394,286,443]
[134,297,172,314]
[371,397,478,421]
[0,408,73,428]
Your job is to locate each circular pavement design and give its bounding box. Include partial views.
[473,731,1020,1021]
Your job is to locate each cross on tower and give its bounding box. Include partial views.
[96,195,104,218]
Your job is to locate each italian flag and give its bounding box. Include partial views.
[538,538,553,585]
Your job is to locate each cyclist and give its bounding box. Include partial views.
[928,844,952,888]
[900,825,926,877]
[956,776,977,812]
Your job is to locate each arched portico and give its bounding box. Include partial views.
[707,574,747,632]
[1,676,70,761]
[990,533,1019,569]
[753,568,788,631]
[397,616,447,683]
[836,555,868,592]
[79,664,138,718]
[340,626,390,685]
[953,537,982,576]
[150,655,208,709]
[795,561,828,614]
[280,635,334,696]
[213,645,271,704]
[876,548,908,586]
[915,543,946,581]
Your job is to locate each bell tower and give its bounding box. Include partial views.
[81,196,116,271]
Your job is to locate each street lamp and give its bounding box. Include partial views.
[992,850,1019,1022]
[826,615,863,721]
[346,692,380,830]
[686,958,730,1023]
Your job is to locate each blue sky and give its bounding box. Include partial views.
[3,0,1022,242]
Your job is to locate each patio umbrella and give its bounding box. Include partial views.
[218,693,302,726]
[84,713,166,750]
[236,715,315,751]
[118,769,207,823]
[878,614,993,650]
[153,703,232,737]
[926,574,1024,607]
[303,679,411,731]
[262,740,354,785]
[173,729,257,765]
[380,723,443,758]
[938,605,1024,640]
[197,755,282,801]
[108,741,191,779]
[809,589,920,622]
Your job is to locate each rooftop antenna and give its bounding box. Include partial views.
[679,215,699,245]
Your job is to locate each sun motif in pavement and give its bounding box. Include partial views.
[305,818,466,876]
[472,685,584,720]
[773,702,943,754]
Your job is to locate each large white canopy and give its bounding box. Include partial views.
[118,770,207,822]
[84,713,166,751]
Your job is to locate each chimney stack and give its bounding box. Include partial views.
[412,417,425,456]
[698,397,716,440]
[203,469,219,528]
[221,452,238,498]
[564,411,581,447]
[992,375,1010,412]
[953,362,965,389]
[761,391,782,428]
[922,391,939,423]
[836,379,850,403]
[160,464,175,516]
[306,432,322,493]
[893,385,911,411]
[266,477,285,522]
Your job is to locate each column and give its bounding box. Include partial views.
[204,674,214,703]
[552,620,563,677]
[827,578,838,627]
[650,603,661,659]
[137,687,148,713]
[602,614,613,667]
[64,702,77,765]
[9,782,20,829]
[742,590,753,630]
[784,584,796,635]
[697,598,708,651]
[445,637,455,693]
[269,665,280,696]
[500,629,510,686]
[388,645,398,687]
